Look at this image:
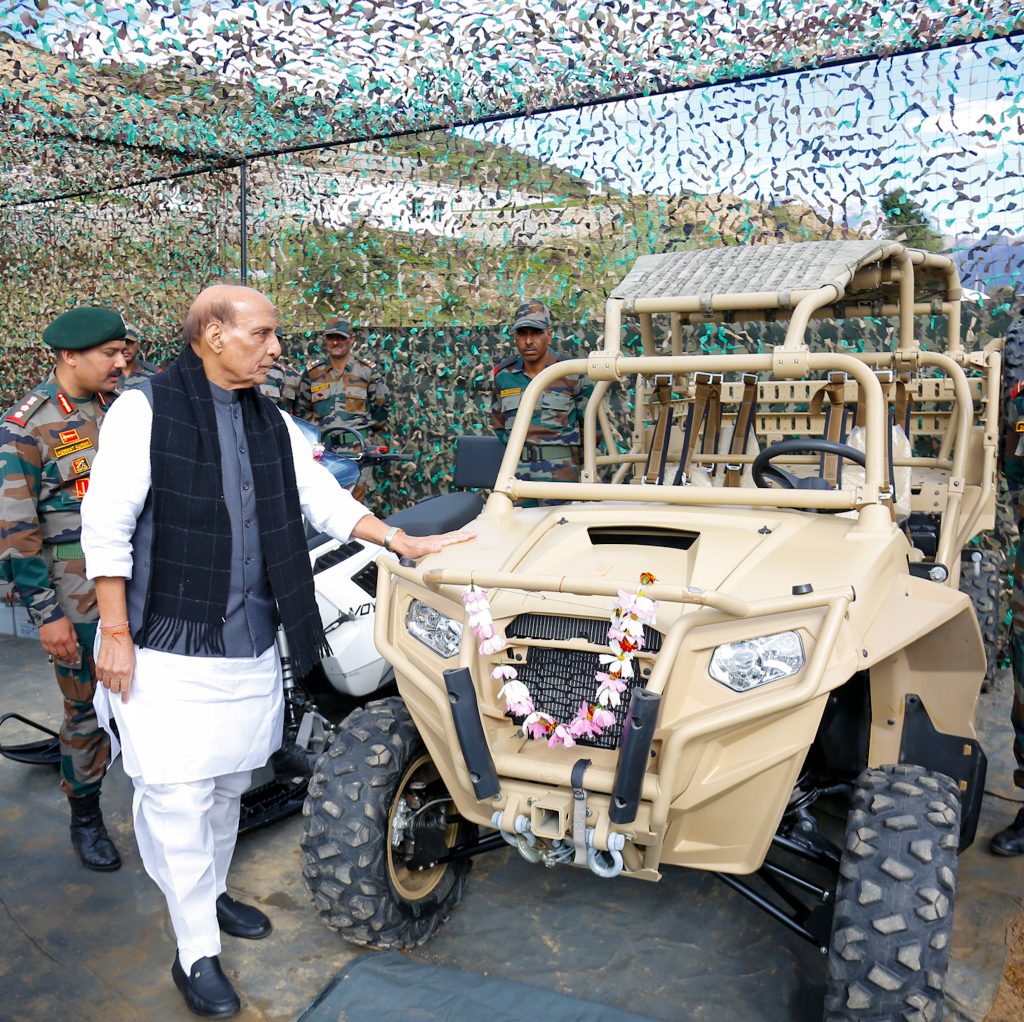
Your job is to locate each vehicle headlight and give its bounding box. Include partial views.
[406,600,462,659]
[708,631,805,692]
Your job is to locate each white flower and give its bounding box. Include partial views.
[599,650,634,679]
[468,608,493,630]
[491,664,519,682]
[497,679,534,716]
[621,615,647,639]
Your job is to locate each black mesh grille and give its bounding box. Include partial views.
[507,613,662,652]
[504,614,661,750]
[313,540,364,575]
[352,561,379,597]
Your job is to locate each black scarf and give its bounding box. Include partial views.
[140,345,330,680]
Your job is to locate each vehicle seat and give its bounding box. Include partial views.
[382,491,485,536]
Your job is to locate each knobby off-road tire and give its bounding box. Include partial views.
[959,549,1003,693]
[300,697,472,949]
[825,764,961,1022]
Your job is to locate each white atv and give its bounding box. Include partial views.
[0,418,492,832]
[239,422,491,831]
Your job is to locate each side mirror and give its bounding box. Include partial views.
[453,435,506,490]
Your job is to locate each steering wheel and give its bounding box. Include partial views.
[320,425,366,456]
[752,438,866,490]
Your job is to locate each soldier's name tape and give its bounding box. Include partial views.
[54,438,94,458]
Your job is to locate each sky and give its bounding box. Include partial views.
[460,36,1024,239]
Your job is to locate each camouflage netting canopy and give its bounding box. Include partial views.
[1,1,1023,203]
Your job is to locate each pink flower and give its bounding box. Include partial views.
[491,664,518,682]
[523,711,555,740]
[607,624,627,642]
[478,636,504,655]
[497,679,534,716]
[548,724,576,748]
[591,707,616,732]
[568,702,597,739]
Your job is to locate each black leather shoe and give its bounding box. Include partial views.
[216,893,272,939]
[990,807,1024,856]
[68,793,122,872]
[171,954,240,1018]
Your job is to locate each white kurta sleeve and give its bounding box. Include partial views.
[281,411,372,541]
[81,389,153,579]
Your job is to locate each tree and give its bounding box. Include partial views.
[880,188,944,252]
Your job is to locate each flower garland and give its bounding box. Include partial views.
[463,572,658,748]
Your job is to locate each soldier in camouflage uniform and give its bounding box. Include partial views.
[260,328,302,414]
[116,321,160,392]
[298,316,389,502]
[0,307,127,871]
[491,300,593,505]
[992,323,1024,855]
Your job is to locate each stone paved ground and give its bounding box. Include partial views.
[1,634,1022,1021]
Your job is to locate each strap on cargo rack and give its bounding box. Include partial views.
[571,758,592,866]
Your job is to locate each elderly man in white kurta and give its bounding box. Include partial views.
[81,285,470,1019]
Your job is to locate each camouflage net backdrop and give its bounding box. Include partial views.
[1,1,1021,203]
[1,7,1021,644]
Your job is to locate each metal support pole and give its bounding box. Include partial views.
[239,159,248,286]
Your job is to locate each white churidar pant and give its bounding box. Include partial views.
[94,643,284,971]
[132,768,252,972]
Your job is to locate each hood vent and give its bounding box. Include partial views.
[587,526,698,550]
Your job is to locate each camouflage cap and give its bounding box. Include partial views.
[512,300,551,332]
[322,316,352,337]
[43,307,127,350]
[123,322,140,341]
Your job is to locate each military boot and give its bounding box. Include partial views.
[69,792,122,871]
[989,807,1024,857]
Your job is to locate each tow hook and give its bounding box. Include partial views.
[491,811,543,863]
[492,811,626,875]
[587,830,625,878]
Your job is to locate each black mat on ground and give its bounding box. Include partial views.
[297,950,657,1022]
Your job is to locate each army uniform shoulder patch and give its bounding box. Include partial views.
[493,354,520,376]
[305,358,326,373]
[354,355,376,369]
[5,390,49,427]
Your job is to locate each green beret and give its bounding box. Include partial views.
[43,307,127,350]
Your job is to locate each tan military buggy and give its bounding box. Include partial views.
[302,240,1001,1021]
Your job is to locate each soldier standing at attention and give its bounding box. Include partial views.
[298,316,389,501]
[118,321,160,391]
[260,327,302,415]
[491,299,593,500]
[991,336,1024,856]
[0,307,127,870]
